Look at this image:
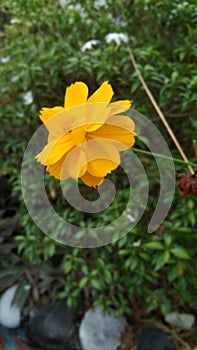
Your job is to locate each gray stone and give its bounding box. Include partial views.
[79,306,126,350]
[137,327,175,350]
[0,284,21,328]
[29,302,75,349]
[165,312,195,330]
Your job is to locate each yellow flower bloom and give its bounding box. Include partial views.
[36,81,136,187]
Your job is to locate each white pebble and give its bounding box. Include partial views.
[0,284,21,328]
[79,306,126,350]
[165,312,195,330]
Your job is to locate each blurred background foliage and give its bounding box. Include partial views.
[0,0,197,317]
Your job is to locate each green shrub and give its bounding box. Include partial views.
[0,0,196,316]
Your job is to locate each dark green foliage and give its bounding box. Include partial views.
[0,0,196,316]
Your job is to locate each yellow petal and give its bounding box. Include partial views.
[44,109,76,139]
[87,158,119,178]
[84,140,120,177]
[89,115,136,150]
[40,107,64,123]
[110,100,132,114]
[113,100,132,107]
[48,133,56,143]
[46,155,68,180]
[64,82,89,108]
[35,133,74,166]
[61,146,88,179]
[87,81,114,103]
[85,101,131,133]
[80,172,104,188]
[46,148,87,180]
[71,126,86,145]
[85,103,112,132]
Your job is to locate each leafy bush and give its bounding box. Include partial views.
[0,0,196,316]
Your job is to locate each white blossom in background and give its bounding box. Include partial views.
[23,91,33,105]
[85,18,92,26]
[126,214,135,223]
[94,0,107,8]
[59,0,86,17]
[133,240,142,247]
[115,18,127,28]
[59,0,68,7]
[16,112,23,118]
[105,33,129,45]
[68,3,86,18]
[177,1,189,9]
[11,75,20,83]
[0,56,10,63]
[10,18,20,24]
[81,40,100,52]
[67,3,83,11]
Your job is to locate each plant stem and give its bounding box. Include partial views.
[132,147,197,169]
[126,43,194,174]
[193,140,197,161]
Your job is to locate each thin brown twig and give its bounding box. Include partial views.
[126,43,194,174]
[193,140,197,161]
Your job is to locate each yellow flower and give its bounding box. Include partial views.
[36,81,136,187]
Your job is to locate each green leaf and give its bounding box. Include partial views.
[79,277,89,289]
[90,279,101,290]
[170,247,190,259]
[82,265,89,275]
[47,243,55,258]
[164,234,172,248]
[126,257,138,271]
[155,251,170,271]
[145,274,158,284]
[168,264,179,282]
[103,270,112,283]
[144,242,165,250]
[118,249,130,256]
[12,280,30,308]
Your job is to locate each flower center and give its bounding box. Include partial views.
[71,126,86,146]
